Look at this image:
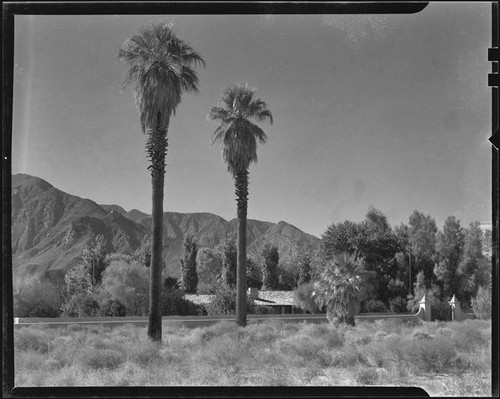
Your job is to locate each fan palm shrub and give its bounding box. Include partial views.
[314,253,371,326]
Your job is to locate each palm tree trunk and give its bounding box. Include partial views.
[235,169,249,327]
[146,119,168,342]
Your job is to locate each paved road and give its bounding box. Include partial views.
[14,314,328,329]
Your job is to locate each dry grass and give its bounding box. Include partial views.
[14,318,491,395]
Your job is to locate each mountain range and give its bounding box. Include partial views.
[11,174,320,281]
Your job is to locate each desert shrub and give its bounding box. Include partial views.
[127,341,161,365]
[389,296,407,313]
[14,327,50,353]
[361,339,390,368]
[471,285,491,319]
[190,321,239,345]
[161,287,203,316]
[66,323,83,333]
[410,329,434,340]
[407,338,458,374]
[13,276,63,317]
[374,331,389,340]
[293,282,320,314]
[436,327,453,337]
[356,367,379,385]
[78,349,125,370]
[299,323,344,349]
[373,318,401,334]
[361,299,388,313]
[278,333,331,367]
[204,284,254,316]
[60,292,100,317]
[330,344,366,368]
[348,335,372,346]
[450,321,486,351]
[86,335,125,352]
[402,317,423,328]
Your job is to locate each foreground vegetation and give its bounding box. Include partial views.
[15,318,490,396]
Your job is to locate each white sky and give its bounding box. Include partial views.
[12,3,492,237]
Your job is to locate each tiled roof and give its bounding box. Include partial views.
[184,294,214,305]
[255,291,295,306]
[184,291,296,306]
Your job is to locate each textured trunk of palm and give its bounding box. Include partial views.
[235,169,249,327]
[146,119,168,342]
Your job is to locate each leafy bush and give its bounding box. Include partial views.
[78,349,125,370]
[13,276,63,317]
[197,247,223,292]
[293,282,320,314]
[361,299,388,313]
[471,285,491,319]
[99,258,149,315]
[389,296,407,313]
[60,292,100,317]
[204,284,254,316]
[161,287,203,316]
[97,297,127,317]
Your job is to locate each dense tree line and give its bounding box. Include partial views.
[310,207,491,322]
[14,207,491,324]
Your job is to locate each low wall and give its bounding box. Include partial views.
[355,307,425,322]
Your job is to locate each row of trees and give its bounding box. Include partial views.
[294,207,491,324]
[15,206,491,326]
[14,235,200,318]
[181,234,311,294]
[178,205,491,325]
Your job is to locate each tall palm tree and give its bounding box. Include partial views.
[314,253,371,326]
[118,22,205,341]
[208,83,273,326]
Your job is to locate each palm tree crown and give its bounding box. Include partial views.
[208,83,273,175]
[314,253,371,325]
[118,22,206,134]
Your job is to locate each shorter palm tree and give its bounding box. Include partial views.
[314,253,371,326]
[208,83,273,327]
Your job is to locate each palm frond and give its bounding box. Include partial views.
[208,83,272,175]
[118,22,205,133]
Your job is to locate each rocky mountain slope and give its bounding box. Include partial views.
[11,174,320,280]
